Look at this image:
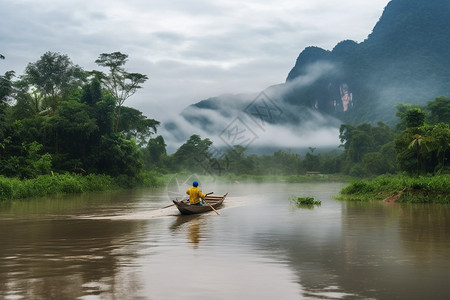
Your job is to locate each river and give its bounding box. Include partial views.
[0,182,449,299]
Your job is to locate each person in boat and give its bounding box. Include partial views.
[186,181,206,205]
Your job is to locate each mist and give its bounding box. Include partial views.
[159,61,342,154]
[368,73,443,125]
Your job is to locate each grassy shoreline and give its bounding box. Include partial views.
[0,171,167,201]
[337,174,450,203]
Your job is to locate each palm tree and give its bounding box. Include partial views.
[408,134,434,174]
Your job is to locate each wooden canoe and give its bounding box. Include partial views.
[172,193,228,215]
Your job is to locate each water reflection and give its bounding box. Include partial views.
[170,215,205,247]
[398,204,450,263]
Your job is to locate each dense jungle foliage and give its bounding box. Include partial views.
[1,52,156,181]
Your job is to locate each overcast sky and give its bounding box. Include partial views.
[1,0,391,148]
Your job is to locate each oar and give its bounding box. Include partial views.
[203,192,220,216]
[205,201,221,215]
[161,203,176,209]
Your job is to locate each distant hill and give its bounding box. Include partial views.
[284,0,450,124]
[170,0,450,145]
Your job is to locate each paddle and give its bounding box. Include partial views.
[204,200,221,215]
[162,192,214,209]
[202,192,221,216]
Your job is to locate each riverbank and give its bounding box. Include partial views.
[337,174,450,203]
[0,171,167,201]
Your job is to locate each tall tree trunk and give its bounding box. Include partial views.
[114,105,121,133]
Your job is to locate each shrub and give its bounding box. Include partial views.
[0,177,13,200]
[289,196,321,206]
[339,174,450,203]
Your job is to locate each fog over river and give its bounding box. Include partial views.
[1,182,449,299]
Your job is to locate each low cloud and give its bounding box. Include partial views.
[161,103,341,154]
[160,60,341,153]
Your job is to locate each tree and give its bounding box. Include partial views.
[0,68,15,152]
[372,122,394,146]
[94,52,148,132]
[0,141,52,178]
[23,52,85,111]
[361,142,397,175]
[303,149,320,172]
[172,134,212,172]
[395,103,424,130]
[92,133,142,178]
[408,133,434,175]
[117,106,159,146]
[340,123,375,163]
[9,93,35,120]
[0,70,15,105]
[431,123,450,172]
[81,76,103,106]
[144,135,167,169]
[42,100,98,171]
[222,145,248,174]
[395,121,446,175]
[339,124,356,150]
[338,122,396,174]
[95,95,115,136]
[427,96,450,124]
[272,150,302,175]
[405,108,426,128]
[0,117,52,178]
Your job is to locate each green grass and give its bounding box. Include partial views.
[337,174,450,203]
[137,171,171,188]
[0,174,117,201]
[0,171,167,201]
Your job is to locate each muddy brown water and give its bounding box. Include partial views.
[0,182,449,299]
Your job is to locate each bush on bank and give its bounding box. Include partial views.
[338,174,450,203]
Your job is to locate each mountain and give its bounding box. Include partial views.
[283,0,450,124]
[168,0,450,148]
